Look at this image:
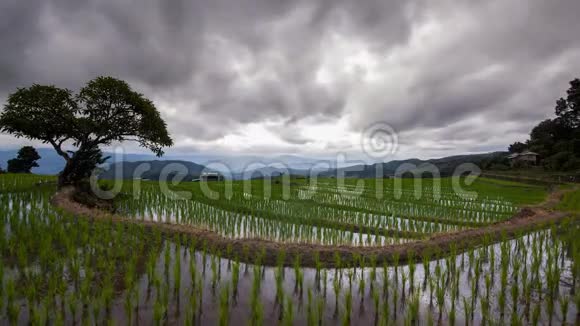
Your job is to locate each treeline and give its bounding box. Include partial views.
[509,78,580,171]
[0,146,41,174]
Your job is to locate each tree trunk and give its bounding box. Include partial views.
[56,144,104,188]
[58,160,74,189]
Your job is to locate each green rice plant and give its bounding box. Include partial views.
[436,283,445,321]
[342,289,352,326]
[153,297,166,326]
[314,251,321,282]
[575,292,580,325]
[164,244,171,278]
[67,292,79,324]
[428,277,435,308]
[480,296,490,326]
[293,255,303,295]
[92,297,102,326]
[461,296,470,326]
[174,247,182,296]
[232,258,240,300]
[219,284,230,326]
[547,293,555,325]
[359,275,366,302]
[401,271,407,301]
[307,288,315,326]
[334,252,341,277]
[406,290,420,325]
[422,250,431,289]
[281,295,294,326]
[392,277,399,321]
[323,269,328,298]
[146,251,157,288]
[381,291,390,325]
[333,274,341,317]
[382,262,389,300]
[531,302,541,326]
[510,308,522,326]
[211,252,219,293]
[498,288,506,320]
[189,277,201,322]
[102,279,114,314]
[511,280,519,315]
[559,295,569,324]
[249,265,263,326]
[371,285,380,323]
[124,288,134,326]
[393,253,400,281]
[275,265,284,305]
[408,251,416,292]
[317,295,325,326]
[202,243,208,277]
[347,269,354,291]
[30,301,47,326]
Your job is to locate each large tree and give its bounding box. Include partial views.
[515,78,580,170]
[0,76,173,186]
[508,141,527,153]
[7,146,41,173]
[555,78,580,129]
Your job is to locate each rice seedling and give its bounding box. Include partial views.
[281,295,294,326]
[249,265,263,326]
[406,289,420,325]
[219,284,230,326]
[342,288,352,326]
[333,273,341,318]
[560,295,570,324]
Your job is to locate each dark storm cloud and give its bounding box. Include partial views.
[0,0,417,136]
[349,0,580,135]
[0,0,45,90]
[0,0,579,156]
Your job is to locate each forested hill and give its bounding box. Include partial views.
[319,152,508,178]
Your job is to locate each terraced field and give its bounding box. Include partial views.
[116,177,544,245]
[0,174,578,325]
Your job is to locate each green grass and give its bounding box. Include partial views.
[476,176,544,188]
[469,177,547,205]
[556,188,580,212]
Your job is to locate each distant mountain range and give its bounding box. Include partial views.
[0,148,155,175]
[318,152,508,178]
[98,160,209,181]
[0,148,327,176]
[0,147,507,179]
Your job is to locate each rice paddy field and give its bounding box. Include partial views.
[0,173,578,325]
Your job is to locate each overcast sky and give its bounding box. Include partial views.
[1,0,579,162]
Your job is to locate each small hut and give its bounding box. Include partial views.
[200,172,223,181]
[507,151,539,166]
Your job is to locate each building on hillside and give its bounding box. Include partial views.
[200,172,223,181]
[507,151,539,166]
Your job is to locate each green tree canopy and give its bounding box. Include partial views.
[0,76,173,186]
[508,141,527,153]
[554,78,580,129]
[510,78,580,171]
[7,146,41,173]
